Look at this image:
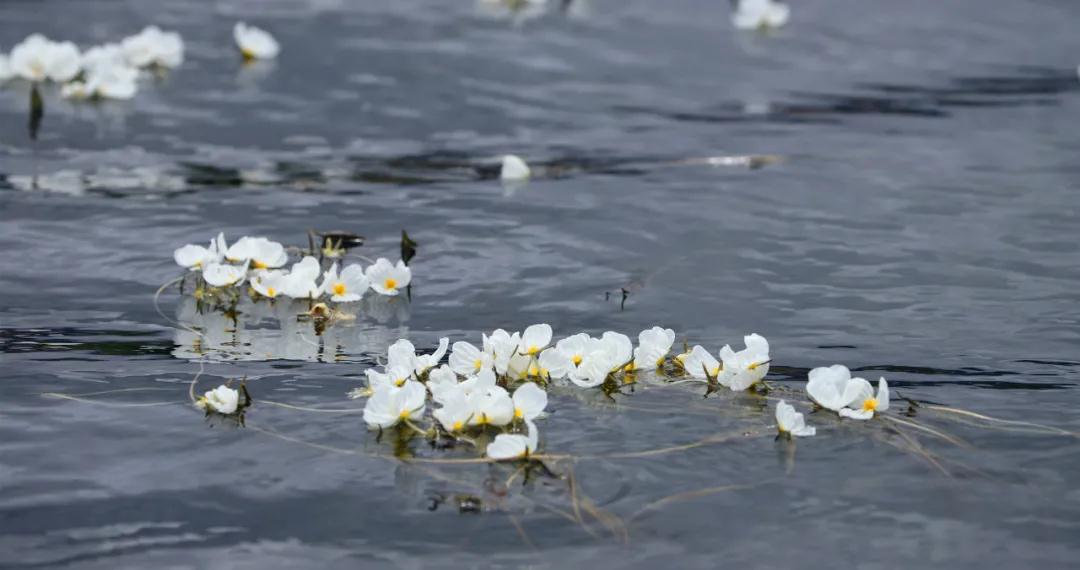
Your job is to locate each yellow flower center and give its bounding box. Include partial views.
[399,409,410,419]
[394,377,406,387]
[528,364,540,377]
[452,420,464,431]
[748,361,764,371]
[862,398,878,412]
[474,358,483,371]
[514,407,524,419]
[252,260,268,269]
[477,413,489,425]
[624,363,636,373]
[656,356,665,368]
[384,278,397,290]
[709,366,721,377]
[332,282,346,296]
[266,286,276,297]
[241,48,255,61]
[571,354,583,366]
[527,345,539,355]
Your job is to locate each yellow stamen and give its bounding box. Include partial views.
[394,378,406,387]
[709,366,721,377]
[252,260,268,270]
[474,358,483,371]
[241,48,255,61]
[528,364,540,377]
[656,356,666,368]
[477,413,489,425]
[527,345,539,355]
[862,398,878,412]
[332,282,346,296]
[384,278,398,291]
[624,363,636,373]
[266,286,276,297]
[452,420,463,431]
[399,409,410,419]
[572,354,583,366]
[540,367,549,377]
[514,407,524,419]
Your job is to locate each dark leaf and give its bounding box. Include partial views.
[401,229,418,265]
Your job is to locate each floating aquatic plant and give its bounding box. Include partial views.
[171,232,413,303]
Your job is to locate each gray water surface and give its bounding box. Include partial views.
[2,0,1080,568]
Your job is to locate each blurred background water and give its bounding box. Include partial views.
[2,0,1080,568]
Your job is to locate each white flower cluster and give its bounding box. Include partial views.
[190,324,902,455]
[0,27,182,101]
[173,233,412,301]
[352,325,836,461]
[0,22,280,102]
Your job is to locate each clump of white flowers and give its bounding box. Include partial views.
[806,364,890,420]
[171,232,413,303]
[352,324,829,461]
[0,26,185,103]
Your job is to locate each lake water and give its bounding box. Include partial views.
[2,0,1080,568]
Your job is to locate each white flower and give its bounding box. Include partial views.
[487,419,539,461]
[234,22,280,60]
[202,261,248,287]
[518,323,552,356]
[387,338,449,376]
[512,382,547,421]
[174,233,227,271]
[484,329,521,375]
[251,269,289,299]
[775,400,815,437]
[197,384,240,414]
[85,61,139,100]
[631,326,675,371]
[366,258,411,296]
[806,364,867,412]
[433,389,474,433]
[458,368,498,399]
[322,263,369,302]
[719,333,770,391]
[540,333,590,379]
[9,34,81,82]
[365,363,414,393]
[500,154,531,181]
[362,379,426,429]
[225,236,288,269]
[426,364,458,389]
[681,345,722,381]
[538,347,571,380]
[449,341,494,376]
[469,385,514,427]
[732,0,790,30]
[122,26,184,68]
[280,256,322,298]
[839,377,890,420]
[567,332,631,388]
